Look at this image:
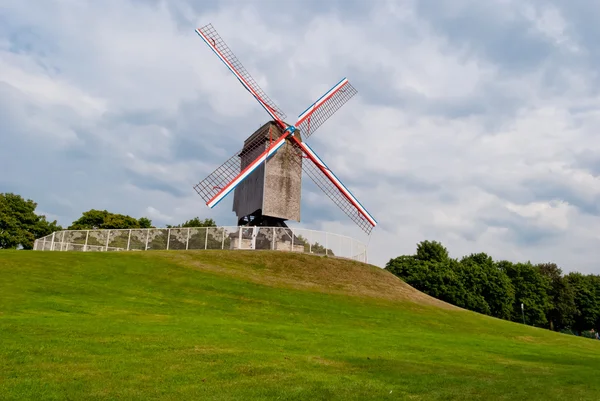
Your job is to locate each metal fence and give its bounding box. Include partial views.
[33,226,368,263]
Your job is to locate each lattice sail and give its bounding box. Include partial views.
[289,139,376,235]
[295,78,358,140]
[193,123,290,208]
[196,24,287,122]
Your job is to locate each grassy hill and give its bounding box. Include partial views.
[1,250,599,400]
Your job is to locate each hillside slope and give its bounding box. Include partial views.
[1,250,599,400]
[163,251,458,309]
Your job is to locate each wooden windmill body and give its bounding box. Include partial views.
[233,122,302,227]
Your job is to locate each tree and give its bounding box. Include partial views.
[167,217,216,228]
[138,217,153,228]
[590,275,600,332]
[385,255,468,307]
[459,253,515,319]
[283,234,335,255]
[565,272,599,333]
[386,240,600,336]
[0,193,62,250]
[536,263,577,331]
[68,209,152,230]
[498,261,551,326]
[415,240,449,263]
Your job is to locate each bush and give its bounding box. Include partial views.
[580,330,596,339]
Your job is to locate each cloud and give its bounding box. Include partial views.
[2,0,600,274]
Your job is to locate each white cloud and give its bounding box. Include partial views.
[521,4,580,52]
[505,200,572,230]
[145,206,173,223]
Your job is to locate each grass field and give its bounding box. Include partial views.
[1,250,599,400]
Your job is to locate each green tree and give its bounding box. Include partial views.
[386,240,600,335]
[167,217,216,228]
[290,234,335,256]
[385,255,468,307]
[459,253,515,319]
[536,263,577,331]
[590,275,600,332]
[565,272,599,333]
[138,217,153,228]
[498,261,551,326]
[0,193,62,250]
[68,209,152,230]
[415,240,449,263]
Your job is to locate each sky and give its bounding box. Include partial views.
[2,0,600,273]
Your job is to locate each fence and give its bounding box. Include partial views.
[33,226,368,263]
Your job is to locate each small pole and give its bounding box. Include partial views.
[42,238,46,251]
[221,228,225,249]
[521,303,526,325]
[127,229,132,251]
[205,228,209,250]
[105,230,110,252]
[84,230,89,252]
[62,231,67,251]
[50,232,56,251]
[309,230,312,253]
[238,227,242,249]
[186,228,191,250]
[166,228,171,250]
[145,229,150,251]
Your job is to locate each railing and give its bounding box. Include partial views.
[33,226,368,263]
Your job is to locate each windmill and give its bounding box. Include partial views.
[192,23,377,236]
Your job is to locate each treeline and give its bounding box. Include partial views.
[385,240,600,337]
[0,193,215,250]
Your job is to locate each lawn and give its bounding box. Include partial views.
[0,250,599,400]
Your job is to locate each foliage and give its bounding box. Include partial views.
[415,240,449,263]
[386,255,467,307]
[386,248,515,319]
[580,330,596,339]
[138,217,152,229]
[309,241,334,256]
[387,240,600,335]
[537,263,577,331]
[459,253,514,319]
[498,261,552,327]
[565,272,600,333]
[68,209,153,230]
[167,217,216,228]
[295,235,335,256]
[0,193,62,250]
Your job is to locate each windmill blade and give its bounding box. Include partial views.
[289,136,377,235]
[194,129,291,208]
[295,78,357,140]
[195,24,287,124]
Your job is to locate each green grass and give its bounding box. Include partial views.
[0,250,599,400]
